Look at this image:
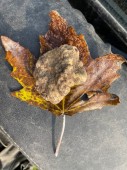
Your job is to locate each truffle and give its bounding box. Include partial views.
[33,45,87,104]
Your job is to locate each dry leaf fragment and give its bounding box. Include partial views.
[44,11,91,65]
[1,36,35,87]
[39,35,52,55]
[66,53,126,110]
[67,91,119,115]
[1,36,61,114]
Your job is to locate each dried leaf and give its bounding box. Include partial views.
[66,54,126,107]
[1,10,126,117]
[44,11,91,65]
[1,36,61,114]
[67,91,119,115]
[2,11,126,157]
[39,35,52,55]
[1,36,35,87]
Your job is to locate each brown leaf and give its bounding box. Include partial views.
[1,36,35,87]
[1,36,61,114]
[66,53,126,108]
[66,91,119,115]
[1,11,126,159]
[39,35,52,55]
[44,10,91,65]
[1,11,126,117]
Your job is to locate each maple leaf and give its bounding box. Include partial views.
[66,53,125,115]
[1,10,125,116]
[1,10,126,157]
[1,36,61,115]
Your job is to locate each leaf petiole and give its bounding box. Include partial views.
[55,114,66,157]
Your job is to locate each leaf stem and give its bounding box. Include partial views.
[55,114,66,157]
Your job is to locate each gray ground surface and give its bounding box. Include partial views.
[0,0,127,170]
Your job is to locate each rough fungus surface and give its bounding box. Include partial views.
[34,44,87,104]
[1,10,126,116]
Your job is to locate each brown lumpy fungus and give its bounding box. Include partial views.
[33,44,87,104]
